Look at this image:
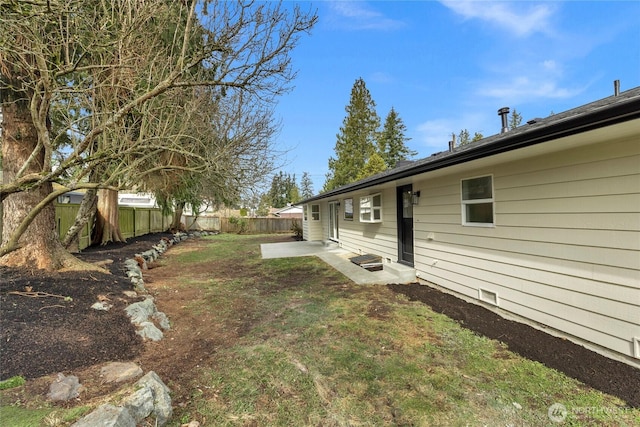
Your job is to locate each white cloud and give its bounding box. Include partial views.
[369,71,394,84]
[479,77,584,102]
[328,2,406,31]
[415,113,488,151]
[416,118,454,150]
[476,59,586,103]
[440,0,554,37]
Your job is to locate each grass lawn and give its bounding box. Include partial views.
[166,234,639,426]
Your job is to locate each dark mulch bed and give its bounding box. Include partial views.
[0,233,171,381]
[388,283,640,408]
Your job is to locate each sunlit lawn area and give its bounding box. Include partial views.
[169,234,639,426]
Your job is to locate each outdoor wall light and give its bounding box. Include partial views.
[412,191,421,205]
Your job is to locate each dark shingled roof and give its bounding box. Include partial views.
[301,86,640,204]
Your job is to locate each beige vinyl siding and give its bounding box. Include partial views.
[414,135,640,358]
[303,203,323,241]
[333,187,399,262]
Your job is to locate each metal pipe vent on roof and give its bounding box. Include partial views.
[498,107,510,133]
[614,79,620,96]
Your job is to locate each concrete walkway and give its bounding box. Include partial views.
[260,241,402,285]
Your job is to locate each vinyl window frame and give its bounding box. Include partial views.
[310,204,320,221]
[359,193,382,223]
[461,175,495,227]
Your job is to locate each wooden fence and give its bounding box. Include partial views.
[184,215,298,234]
[55,203,172,250]
[55,205,297,250]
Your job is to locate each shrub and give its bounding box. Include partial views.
[228,216,248,234]
[291,220,303,240]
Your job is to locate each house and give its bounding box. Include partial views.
[273,204,303,219]
[300,86,640,367]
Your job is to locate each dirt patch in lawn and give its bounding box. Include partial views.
[1,233,638,414]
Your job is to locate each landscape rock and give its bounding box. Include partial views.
[91,301,113,311]
[121,387,155,423]
[125,297,156,324]
[70,371,172,427]
[48,373,84,401]
[152,311,171,330]
[100,362,143,383]
[71,404,136,427]
[136,371,173,426]
[136,321,164,341]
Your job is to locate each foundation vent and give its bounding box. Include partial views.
[479,288,499,306]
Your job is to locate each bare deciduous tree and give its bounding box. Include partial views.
[0,0,316,269]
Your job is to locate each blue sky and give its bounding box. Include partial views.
[273,1,640,193]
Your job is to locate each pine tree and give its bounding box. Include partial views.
[509,109,523,129]
[377,107,416,168]
[268,172,300,208]
[458,129,471,146]
[323,78,380,192]
[356,152,387,180]
[472,131,484,142]
[300,172,314,199]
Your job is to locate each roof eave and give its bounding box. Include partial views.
[299,94,640,204]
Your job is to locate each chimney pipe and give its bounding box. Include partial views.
[498,107,510,133]
[448,133,456,151]
[614,80,620,96]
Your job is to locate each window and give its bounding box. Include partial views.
[343,198,354,221]
[303,205,308,221]
[461,175,494,226]
[359,193,382,223]
[311,204,320,221]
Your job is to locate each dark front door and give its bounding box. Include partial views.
[397,184,414,266]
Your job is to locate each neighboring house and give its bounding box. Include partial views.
[273,204,303,219]
[300,87,640,367]
[118,192,158,208]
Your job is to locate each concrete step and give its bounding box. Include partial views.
[383,262,417,283]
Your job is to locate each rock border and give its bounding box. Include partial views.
[122,231,217,341]
[69,230,217,426]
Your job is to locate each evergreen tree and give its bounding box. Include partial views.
[356,152,387,180]
[509,108,523,129]
[456,129,483,146]
[377,107,416,168]
[268,172,300,208]
[300,172,314,199]
[323,78,380,192]
[458,129,471,146]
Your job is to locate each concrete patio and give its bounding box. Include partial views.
[260,241,415,285]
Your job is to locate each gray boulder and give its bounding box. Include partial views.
[71,404,135,427]
[125,298,156,324]
[100,362,143,383]
[137,371,173,426]
[48,373,84,401]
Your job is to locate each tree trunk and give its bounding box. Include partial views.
[1,102,86,270]
[170,201,185,232]
[62,188,98,252]
[93,188,125,245]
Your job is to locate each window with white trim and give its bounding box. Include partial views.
[311,204,320,221]
[359,193,382,223]
[461,175,494,226]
